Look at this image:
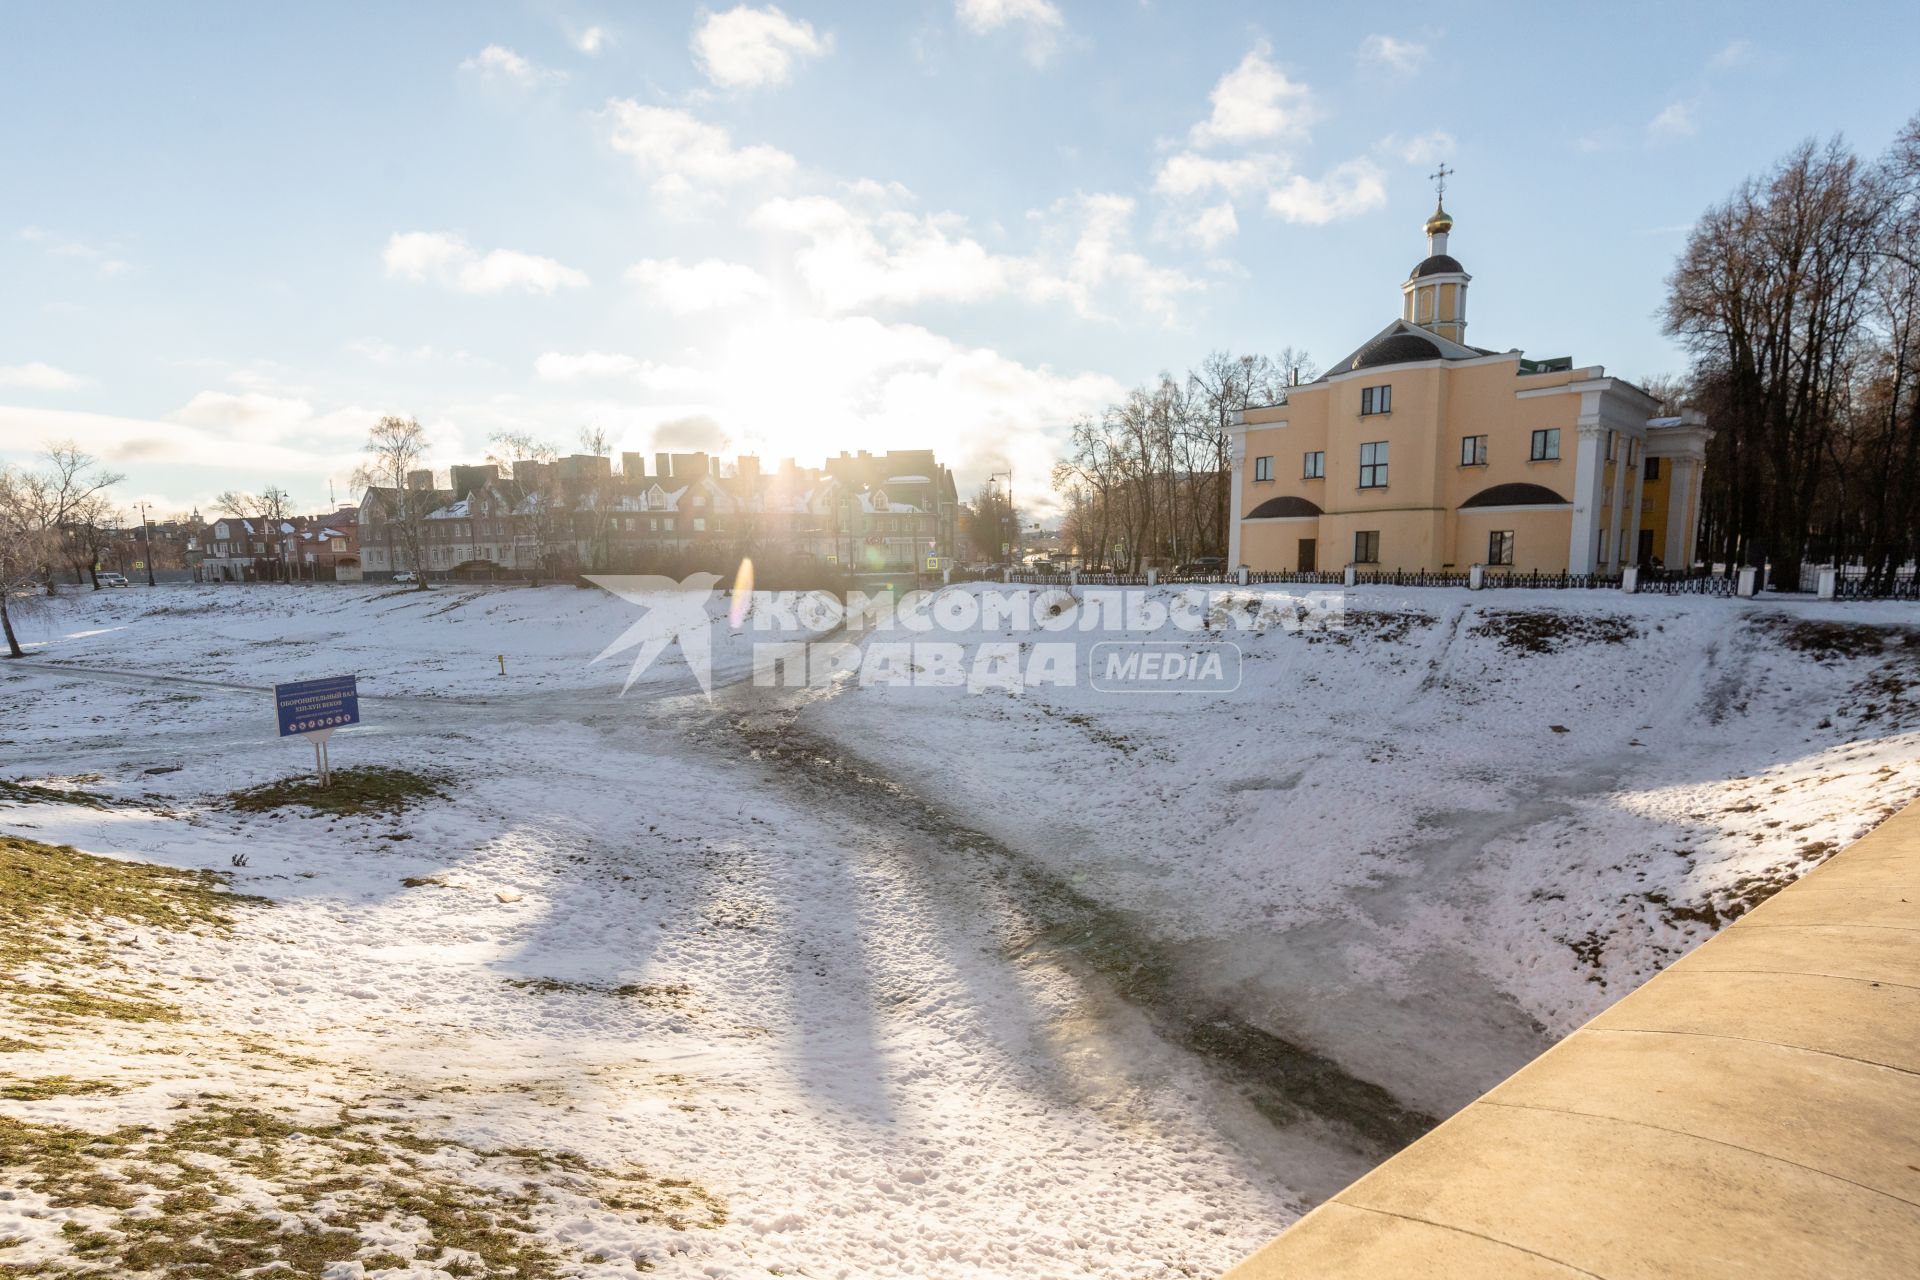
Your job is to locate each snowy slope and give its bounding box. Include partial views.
[801,584,1920,1114]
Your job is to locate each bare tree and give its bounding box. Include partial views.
[351,416,435,590]
[576,427,621,572]
[487,430,570,584]
[63,493,123,588]
[38,442,123,594]
[0,466,56,656]
[213,485,297,579]
[1666,136,1881,586]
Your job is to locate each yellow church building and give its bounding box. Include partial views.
[1228,196,1710,576]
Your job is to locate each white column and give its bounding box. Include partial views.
[1626,442,1647,567]
[1227,432,1247,568]
[1664,459,1696,568]
[1567,424,1607,574]
[1604,437,1629,569]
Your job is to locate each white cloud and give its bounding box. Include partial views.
[603,101,797,198]
[168,390,315,437]
[345,339,476,365]
[19,226,129,276]
[1357,34,1427,74]
[0,404,347,475]
[382,232,589,295]
[1190,43,1315,148]
[1266,159,1388,225]
[166,391,378,446]
[1377,130,1454,165]
[1649,100,1698,141]
[750,186,1199,322]
[1153,151,1284,199]
[533,352,713,394]
[575,26,606,55]
[693,6,830,89]
[460,45,562,85]
[1709,39,1751,71]
[752,194,1013,311]
[0,361,84,390]
[625,257,774,312]
[1181,203,1238,250]
[1026,193,1203,323]
[954,0,1065,65]
[1175,202,1236,249]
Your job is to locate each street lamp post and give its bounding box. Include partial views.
[139,501,156,587]
[988,467,1013,565]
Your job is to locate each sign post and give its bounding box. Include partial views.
[273,675,359,786]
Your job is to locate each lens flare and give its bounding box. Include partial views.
[729,558,755,629]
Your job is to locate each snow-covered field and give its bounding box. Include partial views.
[2,581,1916,1278]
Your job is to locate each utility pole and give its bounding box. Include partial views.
[139,501,156,587]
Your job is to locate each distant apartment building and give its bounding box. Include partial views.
[358,448,960,580]
[200,508,361,581]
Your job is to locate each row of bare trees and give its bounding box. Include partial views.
[1052,349,1316,571]
[1664,114,1920,588]
[0,443,126,657]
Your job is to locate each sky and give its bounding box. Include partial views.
[4,0,1918,519]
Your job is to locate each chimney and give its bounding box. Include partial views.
[738,456,760,479]
[406,469,434,490]
[709,455,720,477]
[621,451,648,480]
[656,452,671,479]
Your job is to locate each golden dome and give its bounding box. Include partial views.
[1425,203,1453,235]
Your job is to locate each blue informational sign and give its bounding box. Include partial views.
[274,675,360,738]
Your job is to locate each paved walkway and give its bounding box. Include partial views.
[1225,798,1920,1278]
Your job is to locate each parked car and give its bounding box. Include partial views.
[95,572,130,587]
[392,570,419,584]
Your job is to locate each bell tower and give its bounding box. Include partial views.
[1402,163,1470,345]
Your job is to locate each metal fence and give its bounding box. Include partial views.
[1482,571,1623,590]
[1628,569,1736,597]
[1356,568,1476,589]
[1248,570,1346,586]
[1798,564,1920,600]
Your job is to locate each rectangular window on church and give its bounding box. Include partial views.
[1360,385,1392,416]
[1253,455,1273,482]
[1354,530,1380,564]
[1488,531,1515,565]
[1303,451,1324,479]
[1359,441,1389,488]
[1531,428,1560,461]
[1646,457,1662,481]
[1461,435,1488,466]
